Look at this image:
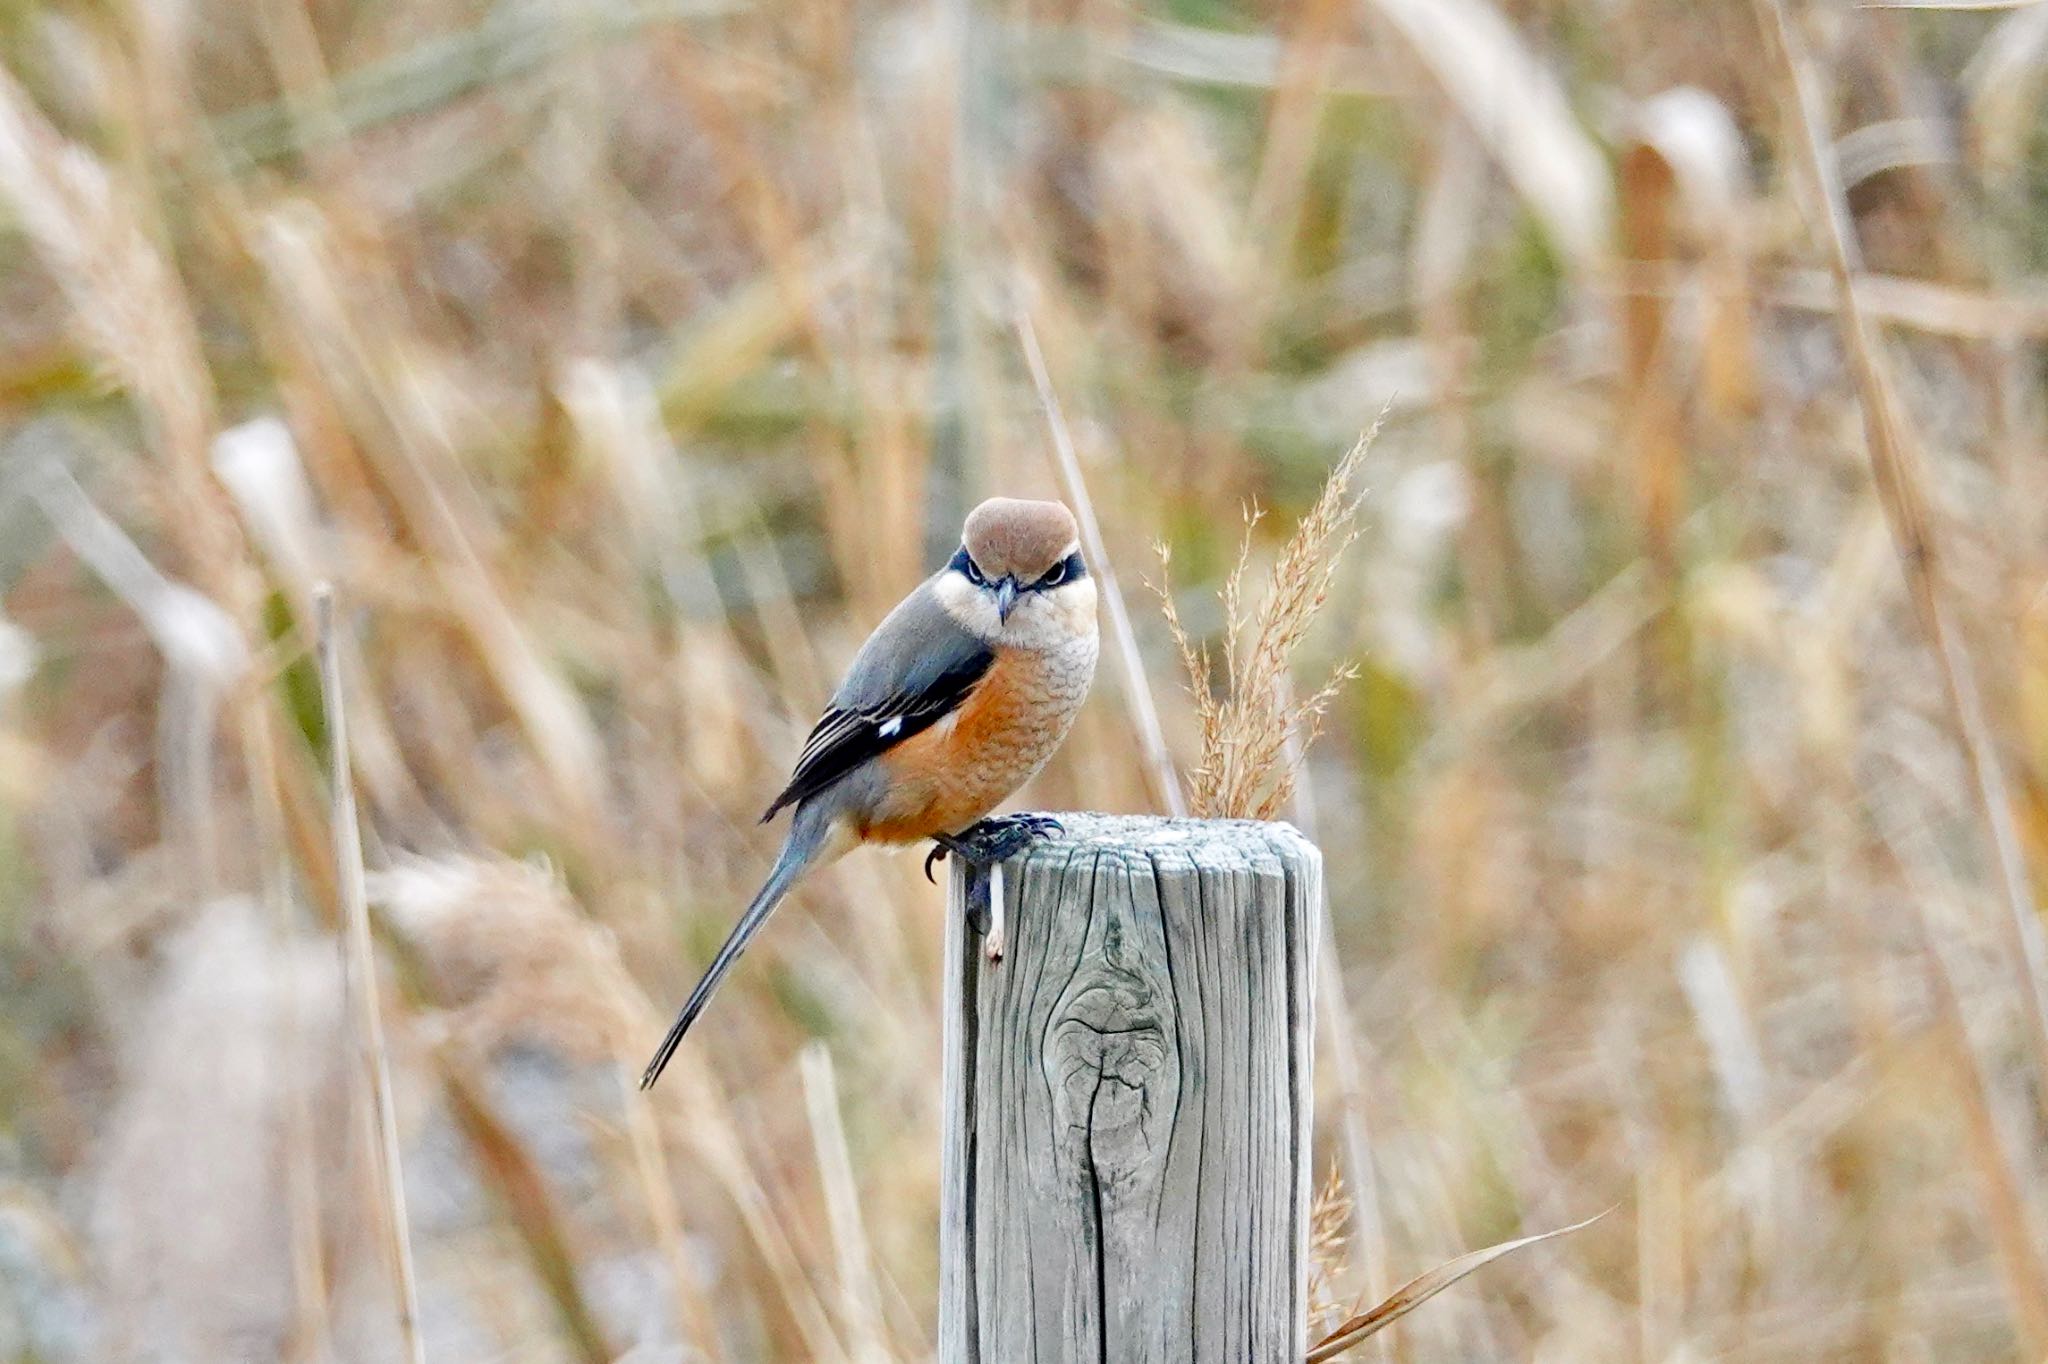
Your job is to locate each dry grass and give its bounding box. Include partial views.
[4,0,2048,1359]
[1306,1163,1355,1339]
[1154,419,1377,820]
[315,584,424,1364]
[1307,1208,1611,1362]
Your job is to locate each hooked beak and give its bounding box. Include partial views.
[994,576,1019,623]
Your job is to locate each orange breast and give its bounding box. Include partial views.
[858,643,1090,843]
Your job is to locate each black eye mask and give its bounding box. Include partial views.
[948,546,988,586]
[1031,551,1086,591]
[948,547,1086,593]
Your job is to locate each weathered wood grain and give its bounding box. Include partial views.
[939,814,1319,1363]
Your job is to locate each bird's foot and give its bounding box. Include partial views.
[924,814,1065,959]
[954,812,1065,864]
[922,813,1064,882]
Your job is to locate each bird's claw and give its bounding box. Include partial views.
[928,814,1064,945]
[949,812,1064,865]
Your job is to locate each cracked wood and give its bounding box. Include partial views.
[939,814,1319,1363]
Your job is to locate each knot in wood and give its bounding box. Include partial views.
[1043,870,1180,1178]
[1048,971,1170,1148]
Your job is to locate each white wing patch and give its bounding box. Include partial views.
[879,717,903,737]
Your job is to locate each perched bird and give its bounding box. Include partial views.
[640,497,1099,1088]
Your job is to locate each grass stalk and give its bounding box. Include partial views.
[621,1073,727,1361]
[314,584,426,1364]
[1012,301,1188,817]
[241,702,334,1364]
[438,1051,616,1363]
[800,1042,890,1364]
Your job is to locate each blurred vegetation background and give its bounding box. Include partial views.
[3,0,2048,1358]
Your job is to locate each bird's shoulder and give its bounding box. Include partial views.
[830,576,992,711]
[763,577,995,820]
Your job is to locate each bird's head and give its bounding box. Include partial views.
[939,497,1095,648]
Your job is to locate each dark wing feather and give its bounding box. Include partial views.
[762,584,993,820]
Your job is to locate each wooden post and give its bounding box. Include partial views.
[940,814,1319,1363]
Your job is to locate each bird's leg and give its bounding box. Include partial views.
[924,815,1065,956]
[926,832,996,938]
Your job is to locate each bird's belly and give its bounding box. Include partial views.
[860,638,1096,843]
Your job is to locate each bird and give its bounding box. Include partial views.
[640,497,1099,1089]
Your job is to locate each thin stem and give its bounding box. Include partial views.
[1012,300,1188,816]
[315,584,426,1364]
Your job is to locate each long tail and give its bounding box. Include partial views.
[639,805,834,1089]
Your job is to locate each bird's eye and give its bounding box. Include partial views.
[1037,560,1068,589]
[948,546,987,586]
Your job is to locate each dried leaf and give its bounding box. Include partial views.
[1306,1209,1610,1361]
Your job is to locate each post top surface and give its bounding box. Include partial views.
[1008,812,1319,871]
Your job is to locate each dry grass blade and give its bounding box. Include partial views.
[437,1052,616,1363]
[252,211,608,833]
[239,705,332,1364]
[0,70,214,456]
[1305,1209,1610,1361]
[24,452,246,891]
[800,1043,890,1364]
[0,64,242,622]
[1028,17,1392,95]
[620,1077,726,1361]
[1768,269,2048,339]
[314,585,426,1364]
[1363,0,1612,269]
[214,0,740,166]
[1966,6,2048,182]
[1908,885,2048,1349]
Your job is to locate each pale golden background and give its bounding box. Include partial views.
[3,0,2048,1359]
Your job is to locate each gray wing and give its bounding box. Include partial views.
[762,579,994,821]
